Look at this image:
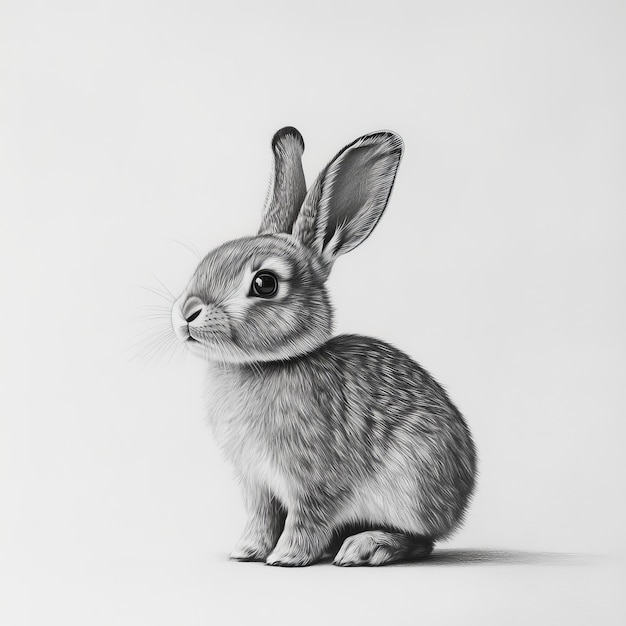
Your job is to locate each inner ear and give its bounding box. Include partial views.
[323,146,378,247]
[292,131,403,263]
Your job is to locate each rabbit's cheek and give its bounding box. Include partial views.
[219,296,254,322]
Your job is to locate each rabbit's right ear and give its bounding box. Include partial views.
[258,127,307,235]
[292,131,403,270]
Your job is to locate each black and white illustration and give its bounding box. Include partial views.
[1,2,624,625]
[170,127,476,566]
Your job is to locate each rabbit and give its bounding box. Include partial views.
[170,127,476,567]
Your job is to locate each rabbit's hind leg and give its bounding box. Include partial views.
[333,530,433,567]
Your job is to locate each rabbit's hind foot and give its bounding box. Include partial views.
[333,530,433,567]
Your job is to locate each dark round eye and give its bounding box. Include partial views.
[250,270,278,298]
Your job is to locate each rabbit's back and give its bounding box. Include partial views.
[322,335,476,537]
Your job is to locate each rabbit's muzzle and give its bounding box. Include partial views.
[172,295,232,345]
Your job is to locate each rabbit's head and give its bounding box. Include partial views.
[171,127,403,364]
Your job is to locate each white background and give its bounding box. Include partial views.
[1,1,625,624]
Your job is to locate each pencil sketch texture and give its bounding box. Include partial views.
[171,128,476,566]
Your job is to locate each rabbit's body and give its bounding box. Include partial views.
[205,334,475,561]
[171,127,477,566]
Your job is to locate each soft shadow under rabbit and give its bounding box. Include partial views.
[170,127,476,566]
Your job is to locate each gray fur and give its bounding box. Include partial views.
[171,128,477,567]
[258,127,307,236]
[293,131,403,266]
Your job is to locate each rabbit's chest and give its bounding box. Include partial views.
[205,366,306,501]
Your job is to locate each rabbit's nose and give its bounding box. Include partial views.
[182,296,205,324]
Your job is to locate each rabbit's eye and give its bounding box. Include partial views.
[250,270,278,298]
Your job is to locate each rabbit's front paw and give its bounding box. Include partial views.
[265,547,317,567]
[229,542,271,562]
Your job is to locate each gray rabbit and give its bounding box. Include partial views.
[171,127,476,566]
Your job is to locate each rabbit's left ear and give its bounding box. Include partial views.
[258,127,307,235]
[292,131,403,266]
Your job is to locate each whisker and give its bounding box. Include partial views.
[164,336,188,366]
[128,333,175,361]
[137,284,175,303]
[129,324,175,358]
[129,322,170,337]
[132,307,172,324]
[135,304,172,313]
[186,236,203,259]
[171,237,202,260]
[151,273,177,301]
[132,274,189,366]
[129,335,171,356]
[132,331,178,364]
[136,313,172,322]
